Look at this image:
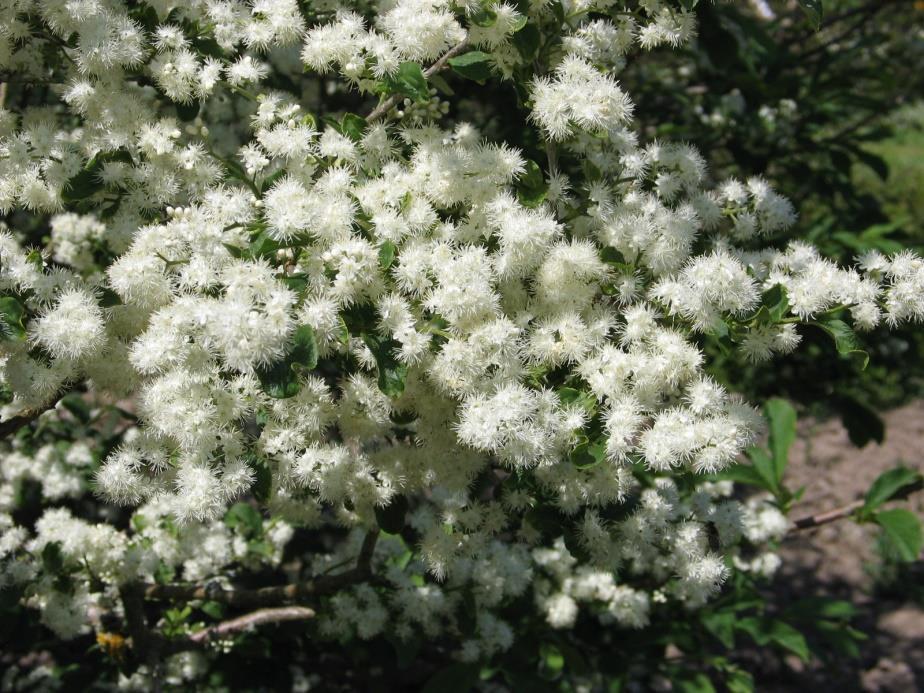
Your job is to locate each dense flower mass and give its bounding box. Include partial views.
[0,0,922,687]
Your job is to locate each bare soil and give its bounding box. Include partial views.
[757,401,924,692]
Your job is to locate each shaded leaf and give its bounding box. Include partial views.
[448,51,493,82]
[875,508,923,562]
[256,325,319,398]
[865,466,923,511]
[375,495,409,534]
[516,159,547,208]
[813,318,869,370]
[0,296,26,340]
[385,62,430,102]
[798,0,823,29]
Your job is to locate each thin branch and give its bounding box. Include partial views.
[366,40,470,121]
[356,527,380,574]
[119,584,165,691]
[790,499,864,531]
[0,404,54,440]
[143,528,382,607]
[185,606,315,646]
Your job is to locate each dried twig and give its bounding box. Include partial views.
[186,606,316,645]
[366,40,470,121]
[790,499,865,531]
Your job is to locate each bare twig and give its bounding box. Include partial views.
[0,405,53,439]
[790,499,865,531]
[186,606,315,645]
[366,40,470,121]
[143,528,382,607]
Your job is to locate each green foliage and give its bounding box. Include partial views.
[256,325,319,398]
[864,466,924,512]
[448,51,494,82]
[362,333,408,398]
[0,296,26,340]
[384,62,430,102]
[811,319,869,371]
[874,508,923,562]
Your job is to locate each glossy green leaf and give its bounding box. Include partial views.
[813,318,869,370]
[765,398,796,486]
[386,62,430,103]
[865,466,923,511]
[379,240,396,270]
[340,113,367,142]
[363,334,408,397]
[0,296,26,340]
[448,51,493,82]
[224,502,263,537]
[875,508,923,562]
[516,159,547,208]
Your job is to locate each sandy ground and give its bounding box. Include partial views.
[757,401,924,691]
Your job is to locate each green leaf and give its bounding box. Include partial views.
[448,51,493,83]
[375,495,408,534]
[736,618,810,662]
[249,229,282,259]
[702,610,736,648]
[511,22,540,61]
[340,113,367,142]
[61,158,104,202]
[767,621,811,662]
[875,508,923,562]
[570,438,606,470]
[813,318,869,370]
[677,673,716,693]
[765,398,796,487]
[470,7,497,27]
[715,461,775,490]
[865,466,923,511]
[60,394,91,424]
[752,284,789,324]
[725,669,754,693]
[745,447,779,493]
[798,0,823,28]
[515,159,547,208]
[556,387,596,415]
[224,502,263,537]
[256,325,319,398]
[200,601,225,619]
[385,62,430,103]
[379,241,396,271]
[854,149,889,180]
[0,296,26,340]
[363,334,408,398]
[42,542,65,576]
[252,457,273,503]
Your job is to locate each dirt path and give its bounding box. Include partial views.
[763,401,924,691]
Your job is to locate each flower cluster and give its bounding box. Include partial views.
[0,0,922,685]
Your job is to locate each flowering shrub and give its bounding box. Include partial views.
[0,0,922,689]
